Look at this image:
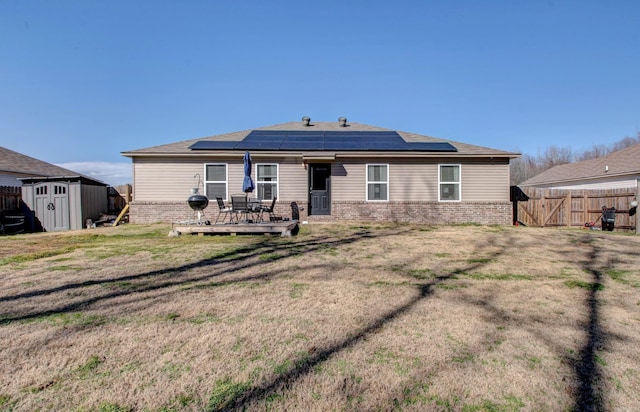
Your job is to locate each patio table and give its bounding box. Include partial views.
[248,198,263,222]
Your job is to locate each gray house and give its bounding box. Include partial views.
[122,118,519,225]
[0,146,108,232]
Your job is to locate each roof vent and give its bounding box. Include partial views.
[338,117,347,127]
[302,116,311,126]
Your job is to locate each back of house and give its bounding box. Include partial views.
[121,118,519,225]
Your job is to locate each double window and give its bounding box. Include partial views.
[256,164,278,200]
[204,164,227,199]
[439,164,461,201]
[367,164,388,201]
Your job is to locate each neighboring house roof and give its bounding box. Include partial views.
[520,143,640,187]
[0,146,105,185]
[121,120,518,158]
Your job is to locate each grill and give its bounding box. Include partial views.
[186,174,210,225]
[187,193,209,211]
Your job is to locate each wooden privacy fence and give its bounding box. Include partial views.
[108,184,132,214]
[517,187,637,231]
[0,186,21,211]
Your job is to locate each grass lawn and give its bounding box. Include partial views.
[1,223,639,411]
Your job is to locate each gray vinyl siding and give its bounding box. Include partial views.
[135,159,196,202]
[132,157,510,203]
[331,162,365,201]
[0,172,22,186]
[133,158,238,202]
[279,160,307,200]
[133,157,307,202]
[333,161,439,202]
[227,162,244,198]
[461,163,510,201]
[332,161,507,202]
[389,163,439,201]
[232,158,307,201]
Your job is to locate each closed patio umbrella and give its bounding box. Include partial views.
[242,151,255,194]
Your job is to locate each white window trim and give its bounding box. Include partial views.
[203,163,228,200]
[366,163,389,202]
[256,163,279,200]
[438,164,462,202]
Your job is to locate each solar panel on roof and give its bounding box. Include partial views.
[283,141,325,150]
[189,130,457,152]
[324,139,366,150]
[283,134,321,143]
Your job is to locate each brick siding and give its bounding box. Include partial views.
[130,200,512,225]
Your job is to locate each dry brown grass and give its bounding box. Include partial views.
[1,223,639,411]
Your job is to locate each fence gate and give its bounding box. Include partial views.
[34,182,70,231]
[517,188,637,231]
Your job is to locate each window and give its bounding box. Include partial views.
[439,164,461,201]
[204,164,227,199]
[367,164,388,201]
[256,164,278,200]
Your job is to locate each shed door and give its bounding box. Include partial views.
[34,182,70,232]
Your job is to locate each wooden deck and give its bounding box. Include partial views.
[171,220,299,236]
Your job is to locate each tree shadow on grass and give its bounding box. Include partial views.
[212,233,513,411]
[432,232,622,412]
[0,225,509,410]
[0,228,400,325]
[4,227,626,411]
[574,235,608,412]
[555,232,639,411]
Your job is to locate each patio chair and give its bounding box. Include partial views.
[231,194,250,222]
[259,197,278,221]
[215,197,233,224]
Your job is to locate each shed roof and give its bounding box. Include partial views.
[121,120,518,158]
[520,143,640,187]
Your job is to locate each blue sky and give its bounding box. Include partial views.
[1,0,639,185]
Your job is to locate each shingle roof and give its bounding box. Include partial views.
[520,143,640,186]
[0,146,103,184]
[121,121,518,158]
